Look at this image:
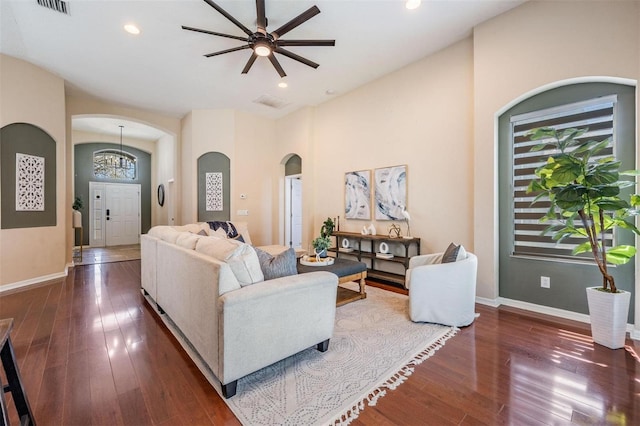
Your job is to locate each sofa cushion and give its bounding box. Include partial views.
[176,232,202,250]
[255,247,298,280]
[155,227,182,244]
[195,237,264,286]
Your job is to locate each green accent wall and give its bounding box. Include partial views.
[1,123,57,229]
[498,82,636,322]
[198,152,230,222]
[74,143,151,245]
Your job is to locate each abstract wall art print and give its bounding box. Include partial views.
[374,165,407,220]
[16,153,45,211]
[205,172,223,211]
[345,170,371,220]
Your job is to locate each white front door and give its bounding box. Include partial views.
[89,182,141,247]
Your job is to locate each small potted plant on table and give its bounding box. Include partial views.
[312,217,335,258]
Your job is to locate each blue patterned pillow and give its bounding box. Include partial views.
[254,247,298,280]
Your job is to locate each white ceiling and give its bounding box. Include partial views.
[1,0,525,138]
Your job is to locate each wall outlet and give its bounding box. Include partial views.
[237,209,249,216]
[540,276,550,288]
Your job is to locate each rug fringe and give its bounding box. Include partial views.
[329,327,458,426]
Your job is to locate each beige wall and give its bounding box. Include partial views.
[473,0,640,301]
[312,38,475,254]
[156,133,176,226]
[274,107,315,248]
[0,55,67,288]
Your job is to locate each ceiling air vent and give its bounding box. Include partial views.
[36,0,70,15]
[253,94,290,110]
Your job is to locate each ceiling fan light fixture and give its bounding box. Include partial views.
[254,42,271,57]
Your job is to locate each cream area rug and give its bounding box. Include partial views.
[156,282,457,425]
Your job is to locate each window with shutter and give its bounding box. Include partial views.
[510,96,616,262]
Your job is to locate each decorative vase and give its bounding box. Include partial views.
[586,286,630,349]
[315,248,328,258]
[72,210,82,228]
[368,223,376,236]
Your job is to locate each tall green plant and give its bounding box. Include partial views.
[526,127,640,293]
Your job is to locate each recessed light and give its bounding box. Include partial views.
[406,0,421,10]
[124,24,140,35]
[278,81,288,88]
[325,89,336,95]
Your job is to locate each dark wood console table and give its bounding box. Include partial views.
[330,231,420,286]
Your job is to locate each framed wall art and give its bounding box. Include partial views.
[344,170,371,220]
[374,165,407,220]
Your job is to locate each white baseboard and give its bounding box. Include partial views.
[0,267,69,294]
[498,297,637,338]
[475,296,500,307]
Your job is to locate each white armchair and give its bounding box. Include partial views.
[405,251,478,327]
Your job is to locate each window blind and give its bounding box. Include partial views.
[510,96,617,261]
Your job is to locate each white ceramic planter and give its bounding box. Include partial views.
[72,210,82,228]
[586,286,631,349]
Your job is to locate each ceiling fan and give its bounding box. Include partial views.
[182,0,335,78]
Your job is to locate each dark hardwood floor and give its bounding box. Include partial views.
[0,260,638,425]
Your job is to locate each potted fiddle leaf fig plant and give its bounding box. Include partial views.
[526,127,639,349]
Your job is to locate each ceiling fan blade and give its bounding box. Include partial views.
[204,45,250,57]
[202,0,253,36]
[181,26,248,42]
[268,54,287,78]
[241,53,258,74]
[274,47,319,69]
[271,5,320,40]
[256,0,267,33]
[277,39,335,47]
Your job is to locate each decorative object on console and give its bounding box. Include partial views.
[374,165,407,220]
[377,241,393,259]
[401,205,411,238]
[345,170,371,220]
[367,223,376,235]
[388,223,402,238]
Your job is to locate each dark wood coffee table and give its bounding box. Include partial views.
[297,257,367,306]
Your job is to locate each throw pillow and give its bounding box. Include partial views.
[254,247,298,280]
[442,243,460,263]
[442,243,467,263]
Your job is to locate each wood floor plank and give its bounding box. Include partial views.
[1,259,638,425]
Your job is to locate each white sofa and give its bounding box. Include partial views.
[141,222,338,398]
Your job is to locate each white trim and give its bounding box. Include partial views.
[475,296,500,307]
[498,296,636,337]
[0,267,69,294]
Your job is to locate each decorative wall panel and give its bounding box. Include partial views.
[15,153,45,211]
[206,172,223,211]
